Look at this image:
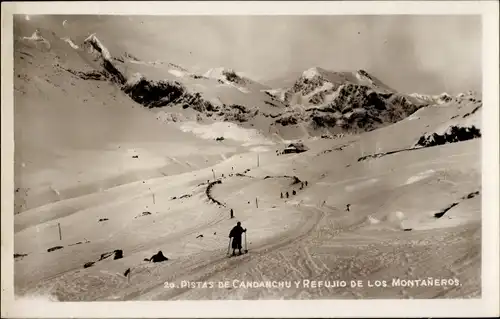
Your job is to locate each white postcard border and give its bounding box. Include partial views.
[1,1,498,318]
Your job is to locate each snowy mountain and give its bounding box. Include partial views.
[203,67,270,94]
[203,67,248,85]
[259,67,432,136]
[409,91,481,106]
[277,67,394,105]
[30,27,452,140]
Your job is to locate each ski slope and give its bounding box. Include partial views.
[15,108,481,300]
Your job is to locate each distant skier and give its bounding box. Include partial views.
[229,221,247,256]
[230,208,234,219]
[346,204,351,212]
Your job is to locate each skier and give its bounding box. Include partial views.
[229,221,247,256]
[230,208,234,219]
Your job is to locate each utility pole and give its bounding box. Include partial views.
[58,223,62,241]
[255,197,258,208]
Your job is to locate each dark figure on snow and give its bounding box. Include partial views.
[286,192,289,198]
[280,192,283,199]
[346,204,351,212]
[149,250,168,263]
[230,208,234,219]
[229,221,247,256]
[292,190,296,196]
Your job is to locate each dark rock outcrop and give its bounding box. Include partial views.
[68,241,83,246]
[62,67,107,81]
[148,250,169,263]
[14,253,28,260]
[275,114,300,126]
[99,251,114,261]
[463,104,482,118]
[463,191,480,199]
[220,69,248,86]
[114,249,123,260]
[434,202,459,218]
[83,34,216,112]
[98,249,123,261]
[416,125,481,148]
[84,35,126,85]
[222,104,253,123]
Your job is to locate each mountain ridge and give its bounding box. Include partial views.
[62,32,472,140]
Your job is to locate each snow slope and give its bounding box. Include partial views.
[13,18,249,212]
[13,15,481,301]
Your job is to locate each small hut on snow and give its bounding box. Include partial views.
[283,142,309,154]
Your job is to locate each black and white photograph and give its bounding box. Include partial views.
[2,1,499,318]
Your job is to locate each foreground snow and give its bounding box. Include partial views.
[14,133,480,300]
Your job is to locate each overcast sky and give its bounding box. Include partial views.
[42,15,482,95]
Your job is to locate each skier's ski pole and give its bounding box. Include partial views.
[227,238,232,255]
[244,232,248,253]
